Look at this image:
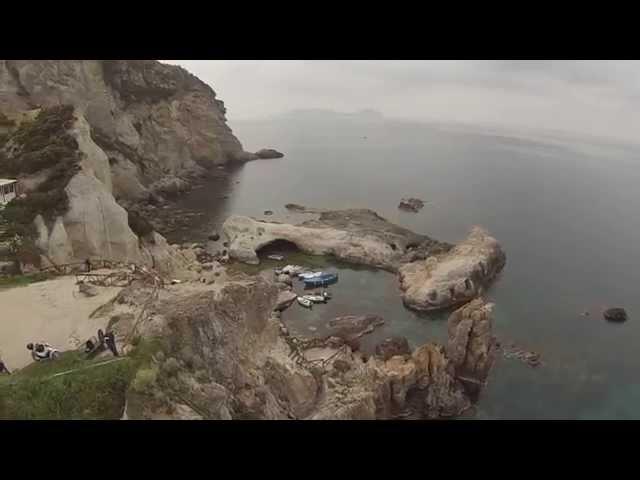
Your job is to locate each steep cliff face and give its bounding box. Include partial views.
[0,60,246,202]
[0,60,252,267]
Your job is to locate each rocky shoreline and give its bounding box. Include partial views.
[222,206,506,312]
[90,255,499,420]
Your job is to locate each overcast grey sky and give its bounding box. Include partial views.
[164,60,640,144]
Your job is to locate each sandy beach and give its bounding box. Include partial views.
[0,275,121,370]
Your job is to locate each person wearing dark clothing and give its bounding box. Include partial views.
[0,359,10,375]
[85,258,92,272]
[104,331,119,357]
[84,338,95,354]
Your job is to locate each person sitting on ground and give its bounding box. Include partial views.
[27,342,57,362]
[84,338,96,354]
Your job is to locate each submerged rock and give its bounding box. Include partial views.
[604,307,628,323]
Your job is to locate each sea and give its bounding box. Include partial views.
[166,111,640,419]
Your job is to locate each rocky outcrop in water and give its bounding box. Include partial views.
[223,207,504,312]
[398,226,505,311]
[398,197,425,212]
[603,307,627,323]
[254,148,284,159]
[223,208,451,270]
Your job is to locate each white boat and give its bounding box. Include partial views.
[267,254,284,261]
[302,294,326,304]
[297,296,313,308]
[298,271,324,280]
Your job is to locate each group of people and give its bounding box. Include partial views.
[84,329,119,357]
[0,329,120,375]
[0,260,126,376]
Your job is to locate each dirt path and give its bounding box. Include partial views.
[0,275,122,370]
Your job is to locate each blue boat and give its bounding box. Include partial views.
[303,272,339,288]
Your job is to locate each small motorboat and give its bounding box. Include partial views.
[303,273,339,288]
[297,296,313,308]
[298,271,324,280]
[267,254,284,261]
[302,294,327,304]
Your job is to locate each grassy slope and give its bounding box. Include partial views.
[0,340,161,420]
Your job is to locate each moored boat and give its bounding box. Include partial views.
[297,296,313,308]
[302,294,327,304]
[267,254,284,261]
[298,271,324,280]
[303,273,339,288]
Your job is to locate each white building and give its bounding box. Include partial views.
[0,179,18,206]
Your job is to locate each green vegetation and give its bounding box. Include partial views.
[0,271,53,290]
[0,105,81,256]
[0,338,163,420]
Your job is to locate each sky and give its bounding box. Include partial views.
[163,60,640,144]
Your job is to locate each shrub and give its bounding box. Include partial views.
[161,357,180,378]
[0,105,81,245]
[131,367,158,394]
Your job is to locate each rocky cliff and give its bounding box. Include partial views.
[0,60,258,267]
[113,275,496,420]
[0,60,250,202]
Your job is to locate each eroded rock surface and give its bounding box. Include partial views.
[223,208,504,312]
[223,208,451,270]
[399,227,506,311]
[120,274,496,420]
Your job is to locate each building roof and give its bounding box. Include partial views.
[0,179,17,187]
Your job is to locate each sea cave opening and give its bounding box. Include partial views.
[256,239,302,259]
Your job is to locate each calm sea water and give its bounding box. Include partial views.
[171,113,640,419]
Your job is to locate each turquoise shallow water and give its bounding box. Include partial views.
[170,113,640,419]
